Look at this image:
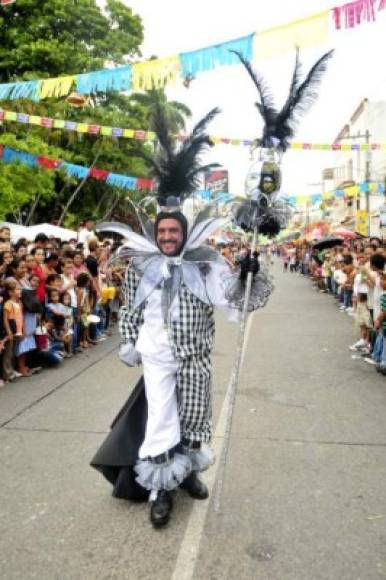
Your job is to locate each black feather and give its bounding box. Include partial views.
[275,49,334,150]
[232,48,334,151]
[230,50,278,133]
[149,103,220,205]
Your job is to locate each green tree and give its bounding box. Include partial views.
[0,1,192,227]
[0,0,148,226]
[0,0,143,81]
[131,87,192,134]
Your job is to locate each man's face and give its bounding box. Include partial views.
[63,262,73,276]
[156,218,184,257]
[86,220,95,232]
[0,228,11,242]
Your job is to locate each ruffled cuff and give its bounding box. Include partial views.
[185,446,215,472]
[225,269,274,312]
[134,452,192,491]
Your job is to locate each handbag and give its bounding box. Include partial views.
[21,288,43,314]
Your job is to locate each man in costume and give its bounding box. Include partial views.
[91,104,272,528]
[92,47,333,527]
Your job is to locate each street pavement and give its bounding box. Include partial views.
[1,261,386,580]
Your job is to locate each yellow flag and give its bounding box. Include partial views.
[39,76,75,99]
[132,56,181,91]
[346,185,359,197]
[356,210,369,236]
[255,11,329,60]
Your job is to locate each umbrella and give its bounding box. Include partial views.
[313,236,344,251]
[332,228,358,240]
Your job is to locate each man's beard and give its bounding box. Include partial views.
[157,240,183,256]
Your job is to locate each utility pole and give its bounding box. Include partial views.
[364,129,371,234]
[336,130,371,236]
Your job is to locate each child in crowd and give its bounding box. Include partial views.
[61,291,74,357]
[0,295,7,387]
[350,293,373,355]
[341,255,355,313]
[42,318,65,365]
[76,272,91,348]
[3,279,23,380]
[16,274,42,376]
[46,289,73,357]
[45,273,62,297]
[349,254,372,354]
[365,271,386,372]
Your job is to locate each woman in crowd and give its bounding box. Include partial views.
[31,247,47,304]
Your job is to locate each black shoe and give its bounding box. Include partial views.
[150,490,173,528]
[180,472,209,500]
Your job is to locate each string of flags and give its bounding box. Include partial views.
[0,0,385,102]
[0,145,154,191]
[287,181,386,206]
[2,109,386,151]
[1,144,384,207]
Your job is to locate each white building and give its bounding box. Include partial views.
[322,99,386,236]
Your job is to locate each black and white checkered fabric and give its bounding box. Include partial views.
[119,268,144,346]
[119,267,214,443]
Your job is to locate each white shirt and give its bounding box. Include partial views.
[333,270,347,286]
[61,274,77,308]
[77,228,95,255]
[136,287,175,363]
[353,272,368,297]
[373,273,382,319]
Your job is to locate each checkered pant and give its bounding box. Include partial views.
[119,268,215,443]
[176,353,213,443]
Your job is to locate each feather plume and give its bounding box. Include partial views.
[232,48,334,151]
[148,103,221,205]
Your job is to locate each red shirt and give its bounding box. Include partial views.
[32,265,47,303]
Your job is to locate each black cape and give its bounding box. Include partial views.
[90,376,149,501]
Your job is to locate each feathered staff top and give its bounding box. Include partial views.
[232,48,334,151]
[142,102,221,207]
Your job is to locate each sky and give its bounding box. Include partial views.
[113,0,386,198]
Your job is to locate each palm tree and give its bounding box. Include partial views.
[130,87,192,134]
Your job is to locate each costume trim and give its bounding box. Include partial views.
[135,452,192,491]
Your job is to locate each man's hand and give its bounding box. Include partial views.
[119,342,142,367]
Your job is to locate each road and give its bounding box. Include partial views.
[1,261,386,580]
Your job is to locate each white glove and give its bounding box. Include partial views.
[119,341,142,367]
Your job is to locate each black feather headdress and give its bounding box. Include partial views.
[231,48,334,151]
[143,102,221,207]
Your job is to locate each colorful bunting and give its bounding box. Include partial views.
[287,181,385,206]
[0,0,384,103]
[76,66,132,95]
[2,108,386,152]
[132,56,181,91]
[255,11,329,60]
[333,0,385,30]
[179,34,254,78]
[39,76,76,99]
[0,146,154,192]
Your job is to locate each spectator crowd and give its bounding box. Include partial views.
[0,221,125,388]
[280,238,386,375]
